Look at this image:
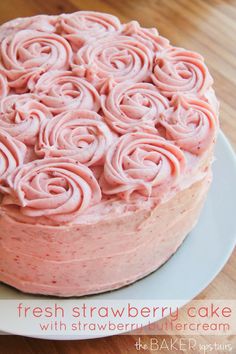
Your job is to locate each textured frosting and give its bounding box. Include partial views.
[0,72,8,99]
[0,15,57,38]
[0,130,26,181]
[0,11,219,296]
[101,132,186,199]
[0,94,52,145]
[58,11,121,50]
[122,20,169,51]
[0,174,211,296]
[101,82,169,134]
[0,30,72,92]
[34,70,101,114]
[151,46,213,97]
[35,109,115,166]
[0,11,219,224]
[1,158,101,223]
[74,35,154,92]
[157,95,218,154]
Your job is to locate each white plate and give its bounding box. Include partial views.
[0,131,235,339]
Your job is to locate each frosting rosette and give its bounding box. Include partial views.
[58,11,121,50]
[0,130,26,181]
[74,35,153,91]
[151,46,213,97]
[34,71,100,114]
[101,132,185,199]
[0,30,72,92]
[35,110,115,166]
[0,94,52,145]
[101,82,169,134]
[0,15,57,41]
[1,158,102,223]
[0,73,9,99]
[122,21,169,51]
[157,95,218,155]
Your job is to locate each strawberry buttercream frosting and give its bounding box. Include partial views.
[0,130,26,182]
[73,35,154,92]
[34,71,101,114]
[35,110,115,166]
[0,94,52,145]
[0,11,219,296]
[152,46,213,97]
[101,82,169,134]
[58,11,121,50]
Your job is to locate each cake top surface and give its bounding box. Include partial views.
[0,11,219,226]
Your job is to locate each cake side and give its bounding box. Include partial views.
[0,172,211,296]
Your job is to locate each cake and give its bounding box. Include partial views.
[0,12,219,297]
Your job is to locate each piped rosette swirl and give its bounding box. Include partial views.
[34,71,101,114]
[122,20,170,51]
[0,15,58,41]
[151,46,213,98]
[35,110,116,167]
[1,158,102,224]
[100,132,186,200]
[0,94,52,145]
[101,82,169,134]
[73,35,153,93]
[57,11,121,50]
[0,30,72,92]
[157,95,218,155]
[0,130,26,182]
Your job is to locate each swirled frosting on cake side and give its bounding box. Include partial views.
[0,11,219,225]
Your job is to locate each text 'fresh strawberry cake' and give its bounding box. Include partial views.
[0,11,219,296]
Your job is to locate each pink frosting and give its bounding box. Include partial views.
[74,35,153,92]
[0,15,57,40]
[35,110,115,166]
[157,95,218,155]
[0,72,9,99]
[0,130,26,181]
[151,46,213,97]
[101,81,169,134]
[0,11,218,225]
[204,88,220,115]
[122,21,170,51]
[0,174,210,296]
[101,132,186,200]
[0,12,219,297]
[34,70,100,114]
[0,94,52,145]
[57,11,121,50]
[0,30,72,92]
[1,158,102,224]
